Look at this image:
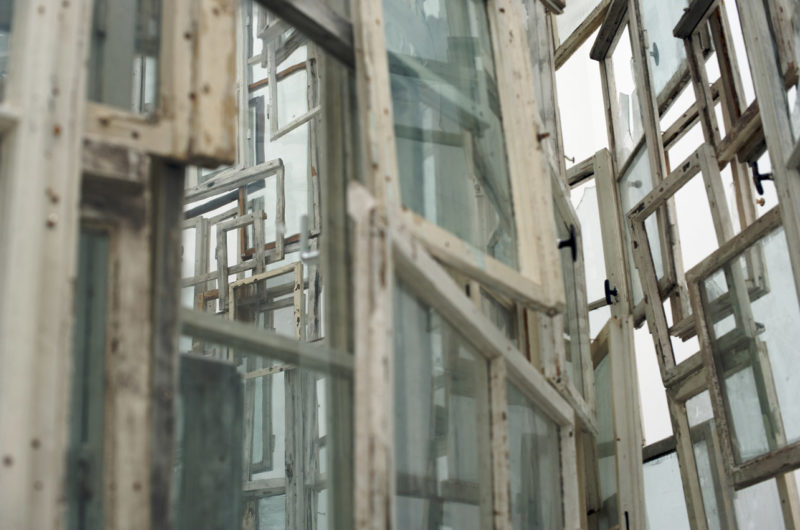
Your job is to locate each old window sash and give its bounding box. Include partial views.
[83,0,236,164]
[542,171,598,434]
[352,0,565,317]
[673,0,761,231]
[686,208,800,496]
[391,213,581,530]
[592,2,690,327]
[627,143,740,386]
[588,316,647,529]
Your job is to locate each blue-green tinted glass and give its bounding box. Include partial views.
[507,382,563,529]
[68,228,110,530]
[88,0,160,113]
[394,280,492,529]
[0,1,13,100]
[384,0,518,268]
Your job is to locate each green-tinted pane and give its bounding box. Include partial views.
[394,280,491,529]
[88,0,160,113]
[507,382,562,529]
[595,355,619,529]
[384,0,518,269]
[700,227,800,463]
[68,228,110,530]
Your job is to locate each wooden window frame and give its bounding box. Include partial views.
[83,0,237,165]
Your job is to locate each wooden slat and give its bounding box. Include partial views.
[673,0,717,39]
[590,0,628,61]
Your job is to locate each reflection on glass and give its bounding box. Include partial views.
[700,227,800,463]
[618,145,664,305]
[480,287,516,341]
[611,27,643,165]
[88,0,160,113]
[0,1,13,99]
[394,280,491,529]
[643,452,691,530]
[67,228,110,530]
[640,0,689,97]
[384,0,518,268]
[507,382,562,529]
[595,356,619,529]
[177,338,347,530]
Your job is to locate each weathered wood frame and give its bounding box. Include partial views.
[83,0,237,165]
[588,315,647,529]
[591,7,686,324]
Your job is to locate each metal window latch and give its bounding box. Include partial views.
[751,161,773,196]
[299,214,319,264]
[604,279,618,306]
[557,224,577,262]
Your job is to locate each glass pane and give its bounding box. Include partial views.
[67,228,110,530]
[507,382,563,529]
[734,477,787,529]
[611,27,643,165]
[177,338,351,530]
[618,145,664,305]
[394,280,492,529]
[556,204,585,394]
[479,287,516,341]
[555,29,607,168]
[595,355,619,529]
[640,0,689,97]
[525,0,561,169]
[700,227,800,463]
[0,0,14,100]
[687,391,726,530]
[556,0,601,43]
[384,0,518,269]
[572,181,606,303]
[643,452,691,530]
[88,0,161,113]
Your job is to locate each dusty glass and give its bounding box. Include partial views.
[687,391,725,530]
[507,382,563,529]
[556,202,585,395]
[643,451,691,530]
[88,0,160,113]
[384,0,518,269]
[640,0,689,97]
[700,227,800,462]
[394,280,492,529]
[618,145,664,305]
[611,27,644,165]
